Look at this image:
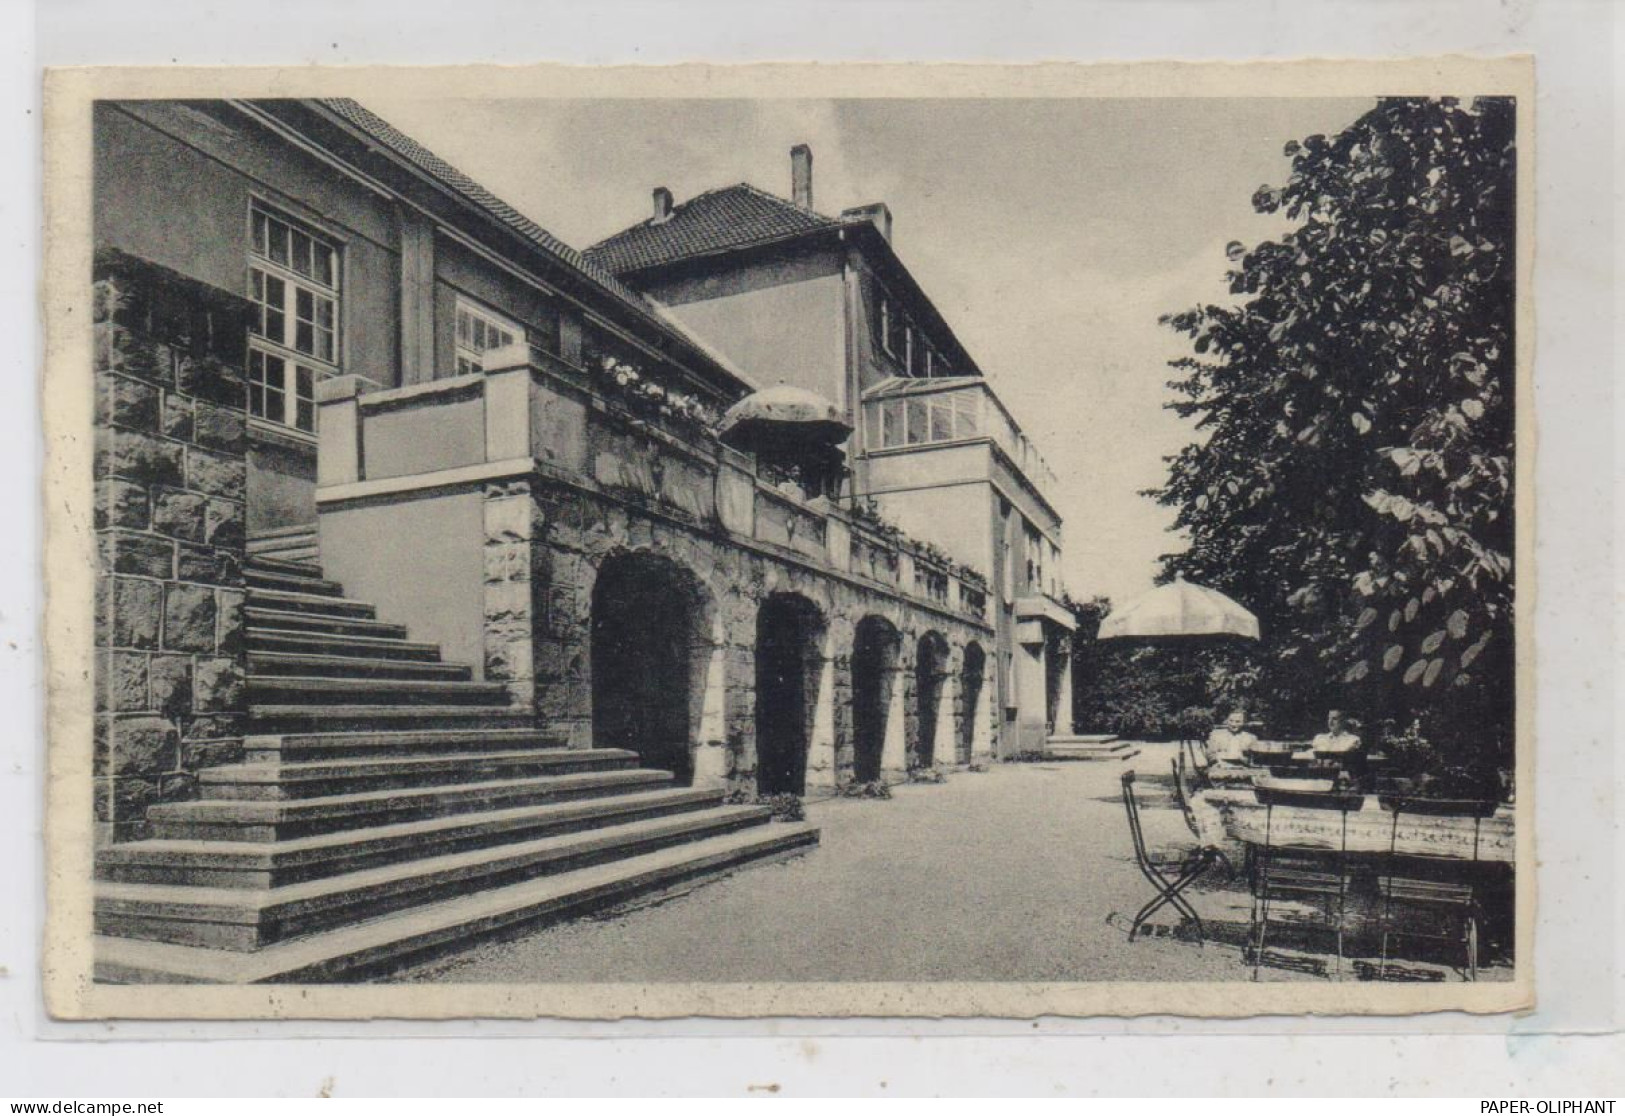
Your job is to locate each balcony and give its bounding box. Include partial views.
[314,343,991,625]
[861,377,1059,509]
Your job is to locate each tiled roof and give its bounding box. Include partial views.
[313,99,749,384]
[584,183,845,276]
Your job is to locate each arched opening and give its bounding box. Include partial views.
[914,631,950,768]
[959,641,987,763]
[850,615,901,784]
[755,593,827,796]
[590,552,708,783]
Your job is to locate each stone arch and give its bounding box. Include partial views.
[913,630,952,768]
[850,614,903,783]
[754,592,829,796]
[588,548,718,784]
[958,641,989,763]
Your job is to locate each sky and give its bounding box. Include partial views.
[363,94,1374,604]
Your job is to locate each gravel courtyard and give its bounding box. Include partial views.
[393,747,1278,984]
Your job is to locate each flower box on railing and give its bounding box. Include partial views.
[915,558,952,605]
[847,524,901,585]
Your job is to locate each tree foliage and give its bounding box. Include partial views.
[1153,97,1516,770]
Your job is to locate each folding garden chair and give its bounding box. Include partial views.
[1120,770,1223,945]
[1247,782,1364,981]
[1376,796,1495,981]
[1179,737,1213,790]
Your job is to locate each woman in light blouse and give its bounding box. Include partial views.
[1204,709,1258,768]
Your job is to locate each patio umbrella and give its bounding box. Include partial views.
[717,384,853,450]
[1098,574,1260,642]
[1095,575,1260,751]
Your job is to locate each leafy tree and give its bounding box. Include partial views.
[1154,97,1516,775]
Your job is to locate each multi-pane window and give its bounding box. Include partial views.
[879,295,909,363]
[247,205,339,433]
[247,350,316,433]
[454,298,522,375]
[866,389,984,450]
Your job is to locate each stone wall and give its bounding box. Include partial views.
[93,250,253,843]
[515,477,996,790]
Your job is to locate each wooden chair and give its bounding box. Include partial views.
[1247,784,1364,981]
[1120,770,1222,945]
[1376,796,1496,981]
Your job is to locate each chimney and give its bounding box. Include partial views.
[790,144,813,210]
[651,186,674,223]
[842,202,892,244]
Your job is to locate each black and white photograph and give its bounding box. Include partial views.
[45,59,1532,1017]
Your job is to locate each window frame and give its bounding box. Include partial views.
[245,201,343,436]
[453,294,525,376]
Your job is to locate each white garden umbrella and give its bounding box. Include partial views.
[1098,574,1260,641]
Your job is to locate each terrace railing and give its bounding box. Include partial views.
[316,342,990,624]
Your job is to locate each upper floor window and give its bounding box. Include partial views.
[865,388,982,451]
[247,204,340,434]
[455,297,523,375]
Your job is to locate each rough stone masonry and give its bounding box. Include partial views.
[93,250,255,844]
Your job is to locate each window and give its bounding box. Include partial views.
[866,389,986,451]
[953,391,980,438]
[878,299,893,356]
[905,399,928,446]
[454,297,523,375]
[248,204,339,433]
[247,350,315,433]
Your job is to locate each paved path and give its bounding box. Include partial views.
[394,746,1273,984]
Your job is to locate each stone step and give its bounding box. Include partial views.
[1043,737,1140,762]
[246,588,377,619]
[244,567,346,597]
[98,786,728,888]
[1048,733,1121,745]
[248,650,473,682]
[197,747,640,801]
[248,704,535,733]
[96,805,779,949]
[246,629,444,662]
[94,822,820,983]
[147,767,675,841]
[258,545,320,564]
[244,727,566,763]
[244,537,321,564]
[244,554,324,578]
[247,675,508,708]
[248,524,320,542]
[245,606,409,640]
[246,526,319,549]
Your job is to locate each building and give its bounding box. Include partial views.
[89,99,1038,980]
[586,146,1074,756]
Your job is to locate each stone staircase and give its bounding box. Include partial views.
[1043,733,1140,762]
[94,527,818,983]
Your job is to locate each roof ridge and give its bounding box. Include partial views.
[312,98,735,375]
[727,179,838,222]
[585,181,836,257]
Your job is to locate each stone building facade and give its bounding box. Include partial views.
[91,97,1035,850]
[94,251,255,842]
[312,344,995,794]
[585,152,1075,756]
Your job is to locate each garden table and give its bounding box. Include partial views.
[1203,788,1515,863]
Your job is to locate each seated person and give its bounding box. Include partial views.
[1204,709,1258,768]
[1294,710,1362,762]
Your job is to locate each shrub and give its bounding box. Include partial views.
[722,788,806,821]
[837,779,892,800]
